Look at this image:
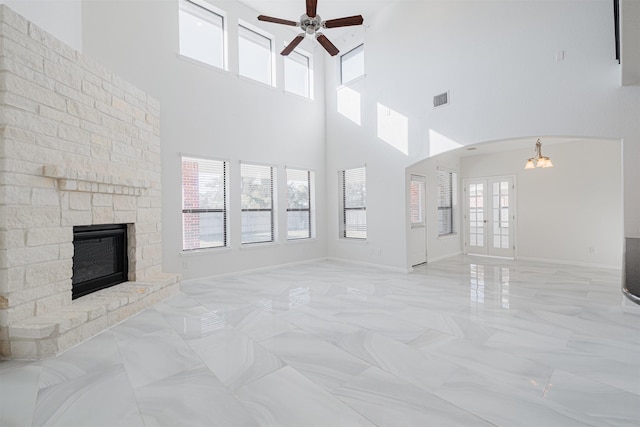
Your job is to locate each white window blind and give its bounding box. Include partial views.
[287,168,313,240]
[340,44,364,84]
[284,50,311,98]
[340,167,366,239]
[181,157,227,250]
[179,0,224,69]
[238,24,273,85]
[410,175,426,227]
[241,163,275,244]
[437,169,457,236]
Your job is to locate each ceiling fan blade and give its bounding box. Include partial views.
[323,15,364,29]
[257,15,298,26]
[306,0,318,18]
[281,34,305,56]
[316,33,339,56]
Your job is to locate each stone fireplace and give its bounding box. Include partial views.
[0,6,179,359]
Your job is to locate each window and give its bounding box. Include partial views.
[287,168,314,240]
[238,24,273,85]
[241,163,275,244]
[284,50,311,98]
[339,167,366,239]
[340,44,364,84]
[179,0,225,69]
[182,157,227,250]
[410,175,426,227]
[437,169,457,236]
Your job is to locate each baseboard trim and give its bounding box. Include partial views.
[517,256,621,270]
[181,257,329,284]
[325,257,412,274]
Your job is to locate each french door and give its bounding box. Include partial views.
[464,176,516,258]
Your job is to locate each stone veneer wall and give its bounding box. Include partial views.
[0,6,179,359]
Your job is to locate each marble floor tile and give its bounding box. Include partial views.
[38,332,121,390]
[335,366,494,426]
[0,361,42,427]
[260,329,371,391]
[117,328,203,389]
[236,366,375,427]
[135,365,259,426]
[543,369,640,426]
[186,326,284,390]
[33,364,144,427]
[1,256,638,426]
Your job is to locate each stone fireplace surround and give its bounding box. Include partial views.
[0,6,179,359]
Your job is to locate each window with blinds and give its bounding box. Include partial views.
[241,163,275,244]
[437,169,457,236]
[181,157,227,250]
[284,50,311,99]
[179,0,225,69]
[339,167,367,239]
[340,44,364,84]
[238,24,273,85]
[286,168,313,240]
[410,175,426,227]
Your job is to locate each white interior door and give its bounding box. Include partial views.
[464,177,516,258]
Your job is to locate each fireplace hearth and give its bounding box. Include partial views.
[72,224,129,299]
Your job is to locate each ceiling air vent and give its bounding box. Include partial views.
[433,91,449,108]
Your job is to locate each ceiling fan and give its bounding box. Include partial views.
[257,0,364,56]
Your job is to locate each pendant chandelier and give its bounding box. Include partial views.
[525,139,554,169]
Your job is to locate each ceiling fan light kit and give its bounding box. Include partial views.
[257,0,364,56]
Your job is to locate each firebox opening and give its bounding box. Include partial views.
[72,224,129,300]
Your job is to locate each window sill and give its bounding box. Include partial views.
[240,241,279,250]
[411,224,426,229]
[181,246,232,256]
[437,233,458,240]
[285,237,317,245]
[237,74,277,91]
[337,238,368,244]
[176,53,229,75]
[338,74,366,89]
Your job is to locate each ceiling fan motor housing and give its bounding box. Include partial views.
[300,14,322,34]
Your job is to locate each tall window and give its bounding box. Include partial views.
[287,168,314,240]
[437,169,457,236]
[182,157,227,250]
[410,175,426,228]
[238,24,273,85]
[241,163,275,244]
[178,0,225,69]
[340,44,364,84]
[339,167,366,239]
[284,50,311,98]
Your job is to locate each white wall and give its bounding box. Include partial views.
[324,0,640,271]
[82,0,327,279]
[461,139,623,268]
[0,0,82,51]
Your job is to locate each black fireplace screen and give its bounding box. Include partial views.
[72,224,128,299]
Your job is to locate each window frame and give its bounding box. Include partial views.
[284,48,313,99]
[286,168,314,240]
[178,0,227,70]
[238,21,276,87]
[339,166,367,240]
[240,162,276,245]
[181,156,228,251]
[410,174,426,228]
[437,169,458,237]
[340,43,365,85]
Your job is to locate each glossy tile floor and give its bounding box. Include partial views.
[1,256,639,426]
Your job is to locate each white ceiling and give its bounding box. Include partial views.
[237,0,401,25]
